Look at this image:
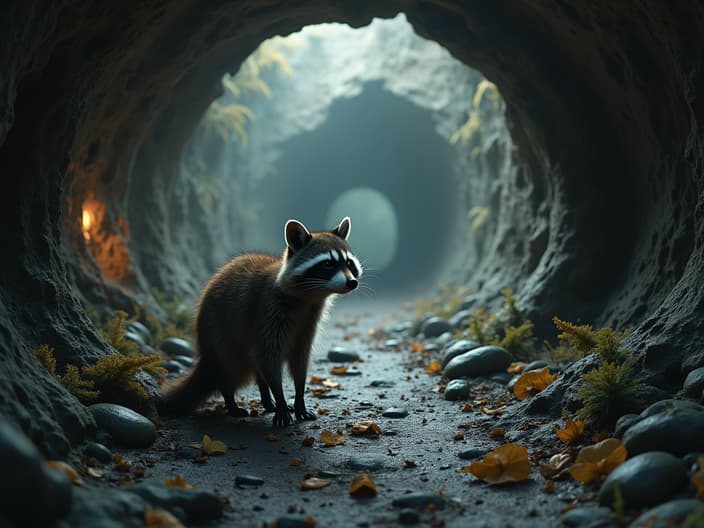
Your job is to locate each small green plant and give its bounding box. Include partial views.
[150,289,193,337]
[101,310,140,357]
[32,344,98,403]
[82,354,163,402]
[577,360,644,424]
[467,206,490,233]
[492,320,536,361]
[553,317,628,363]
[33,344,57,376]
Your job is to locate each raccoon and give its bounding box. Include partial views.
[159,217,362,427]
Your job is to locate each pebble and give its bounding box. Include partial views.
[630,498,701,528]
[443,345,513,379]
[89,403,157,448]
[458,448,486,460]
[384,339,401,349]
[524,360,548,372]
[84,441,112,464]
[683,367,704,400]
[160,337,195,357]
[327,346,360,362]
[639,398,704,418]
[126,321,152,344]
[448,309,471,329]
[622,408,704,456]
[398,508,421,524]
[598,452,687,510]
[162,359,183,373]
[130,481,223,522]
[94,430,113,448]
[507,375,519,391]
[0,418,73,525]
[346,457,385,471]
[441,340,481,367]
[614,413,641,438]
[358,401,374,408]
[342,367,362,376]
[421,317,452,338]
[274,517,317,528]
[390,321,414,334]
[382,407,409,418]
[444,379,470,401]
[435,332,454,346]
[172,355,194,367]
[561,506,614,527]
[489,372,511,385]
[392,493,446,510]
[235,475,264,487]
[368,380,395,388]
[460,294,480,311]
[124,331,149,354]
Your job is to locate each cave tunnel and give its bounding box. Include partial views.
[2,2,704,526]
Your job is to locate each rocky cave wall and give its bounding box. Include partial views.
[1,0,703,454]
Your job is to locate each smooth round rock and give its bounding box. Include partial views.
[384,339,401,349]
[392,493,446,510]
[369,380,395,388]
[639,399,704,418]
[489,372,511,385]
[390,321,414,334]
[448,309,471,329]
[524,360,549,372]
[561,506,615,527]
[614,413,641,438]
[130,482,223,522]
[683,367,704,399]
[443,345,513,379]
[382,407,408,418]
[327,346,360,362]
[458,448,486,460]
[126,321,152,344]
[172,355,194,368]
[398,508,421,524]
[622,408,704,456]
[235,475,264,487]
[89,403,157,448]
[160,337,195,357]
[598,452,687,510]
[630,499,701,528]
[421,317,452,338]
[124,331,148,353]
[84,441,112,464]
[162,360,183,373]
[444,379,470,401]
[441,340,481,367]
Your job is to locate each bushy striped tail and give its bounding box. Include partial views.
[158,359,215,416]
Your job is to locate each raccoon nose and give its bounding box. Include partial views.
[346,278,358,290]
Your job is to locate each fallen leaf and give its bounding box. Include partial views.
[514,367,555,400]
[341,408,351,416]
[692,456,704,499]
[507,362,526,374]
[310,375,326,383]
[453,432,465,441]
[544,480,555,493]
[350,420,382,436]
[300,477,332,490]
[425,360,442,375]
[569,438,627,484]
[539,453,573,479]
[86,467,103,478]
[165,475,195,489]
[45,460,83,485]
[145,506,186,528]
[302,436,315,447]
[330,366,348,375]
[480,405,506,416]
[320,429,346,447]
[316,407,330,416]
[461,403,473,412]
[489,429,506,438]
[311,387,331,397]
[461,443,531,485]
[202,434,227,455]
[555,415,586,444]
[291,458,302,466]
[114,457,133,473]
[404,460,417,468]
[349,472,377,497]
[264,433,279,442]
[322,379,340,389]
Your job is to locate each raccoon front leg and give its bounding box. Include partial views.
[289,348,316,422]
[256,374,276,412]
[257,360,292,427]
[221,388,248,418]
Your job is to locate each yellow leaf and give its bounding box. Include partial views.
[302,436,315,447]
[330,366,348,375]
[461,402,473,412]
[555,416,586,444]
[300,477,332,490]
[350,420,382,436]
[145,506,186,528]
[349,472,377,497]
[291,457,302,466]
[462,444,531,485]
[409,342,425,353]
[310,375,326,383]
[569,438,627,484]
[45,460,84,485]
[480,405,506,416]
[425,360,442,375]
[539,453,573,479]
[507,362,526,374]
[489,429,506,438]
[201,434,227,455]
[320,429,346,447]
[165,474,196,489]
[311,387,331,397]
[514,367,555,400]
[692,456,704,499]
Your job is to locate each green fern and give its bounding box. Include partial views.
[60,364,99,402]
[83,354,163,402]
[101,310,140,356]
[577,360,644,424]
[492,321,536,362]
[33,344,57,376]
[553,317,628,362]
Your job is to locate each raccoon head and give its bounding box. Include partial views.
[276,216,363,297]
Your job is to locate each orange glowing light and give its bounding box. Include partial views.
[82,209,92,241]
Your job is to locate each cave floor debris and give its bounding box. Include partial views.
[99,297,585,527]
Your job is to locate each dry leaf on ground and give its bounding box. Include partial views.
[507,362,526,374]
[514,367,555,400]
[45,460,83,485]
[302,436,315,447]
[330,366,348,375]
[145,506,186,528]
[461,443,531,485]
[569,438,627,484]
[350,420,382,435]
[555,415,585,444]
[539,453,573,479]
[311,387,331,397]
[165,474,196,489]
[320,429,346,447]
[310,375,326,383]
[409,342,425,353]
[322,379,340,388]
[301,477,332,490]
[349,472,377,497]
[480,405,506,416]
[291,458,302,466]
[425,360,442,375]
[201,434,227,455]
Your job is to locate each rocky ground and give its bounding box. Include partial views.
[2,296,704,527]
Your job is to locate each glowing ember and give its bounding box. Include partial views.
[82,209,92,240]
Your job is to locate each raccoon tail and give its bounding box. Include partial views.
[158,358,215,416]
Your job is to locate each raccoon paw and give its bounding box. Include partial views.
[228,406,249,418]
[295,407,317,421]
[273,408,292,427]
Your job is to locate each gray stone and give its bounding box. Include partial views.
[683,451,703,469]
[235,474,264,487]
[421,317,452,338]
[0,418,73,525]
[598,452,687,510]
[130,481,223,522]
[368,380,395,388]
[162,359,183,373]
[172,355,194,367]
[630,499,702,528]
[683,367,704,399]
[443,345,513,379]
[623,408,704,456]
[126,321,152,344]
[160,337,195,357]
[384,339,401,349]
[444,379,470,401]
[398,508,421,524]
[448,309,471,329]
[392,493,446,510]
[124,331,150,355]
[341,367,362,376]
[382,407,408,418]
[524,360,549,372]
[458,448,486,460]
[346,457,385,471]
[507,375,520,391]
[639,398,704,418]
[55,486,145,528]
[327,346,360,362]
[84,441,112,464]
[89,403,157,448]
[441,340,481,367]
[561,506,615,527]
[614,413,641,438]
[390,321,414,334]
[489,372,511,385]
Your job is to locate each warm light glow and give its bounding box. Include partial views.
[82,209,92,241]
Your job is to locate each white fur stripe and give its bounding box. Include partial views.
[291,253,333,276]
[347,252,363,276]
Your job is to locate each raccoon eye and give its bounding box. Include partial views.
[323,259,336,268]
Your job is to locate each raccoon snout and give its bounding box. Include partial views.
[346,278,358,290]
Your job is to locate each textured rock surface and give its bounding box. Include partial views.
[1,1,703,451]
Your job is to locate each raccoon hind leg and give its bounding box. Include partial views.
[221,387,249,417]
[256,374,276,412]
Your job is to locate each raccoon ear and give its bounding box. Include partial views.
[331,216,351,240]
[284,219,312,252]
